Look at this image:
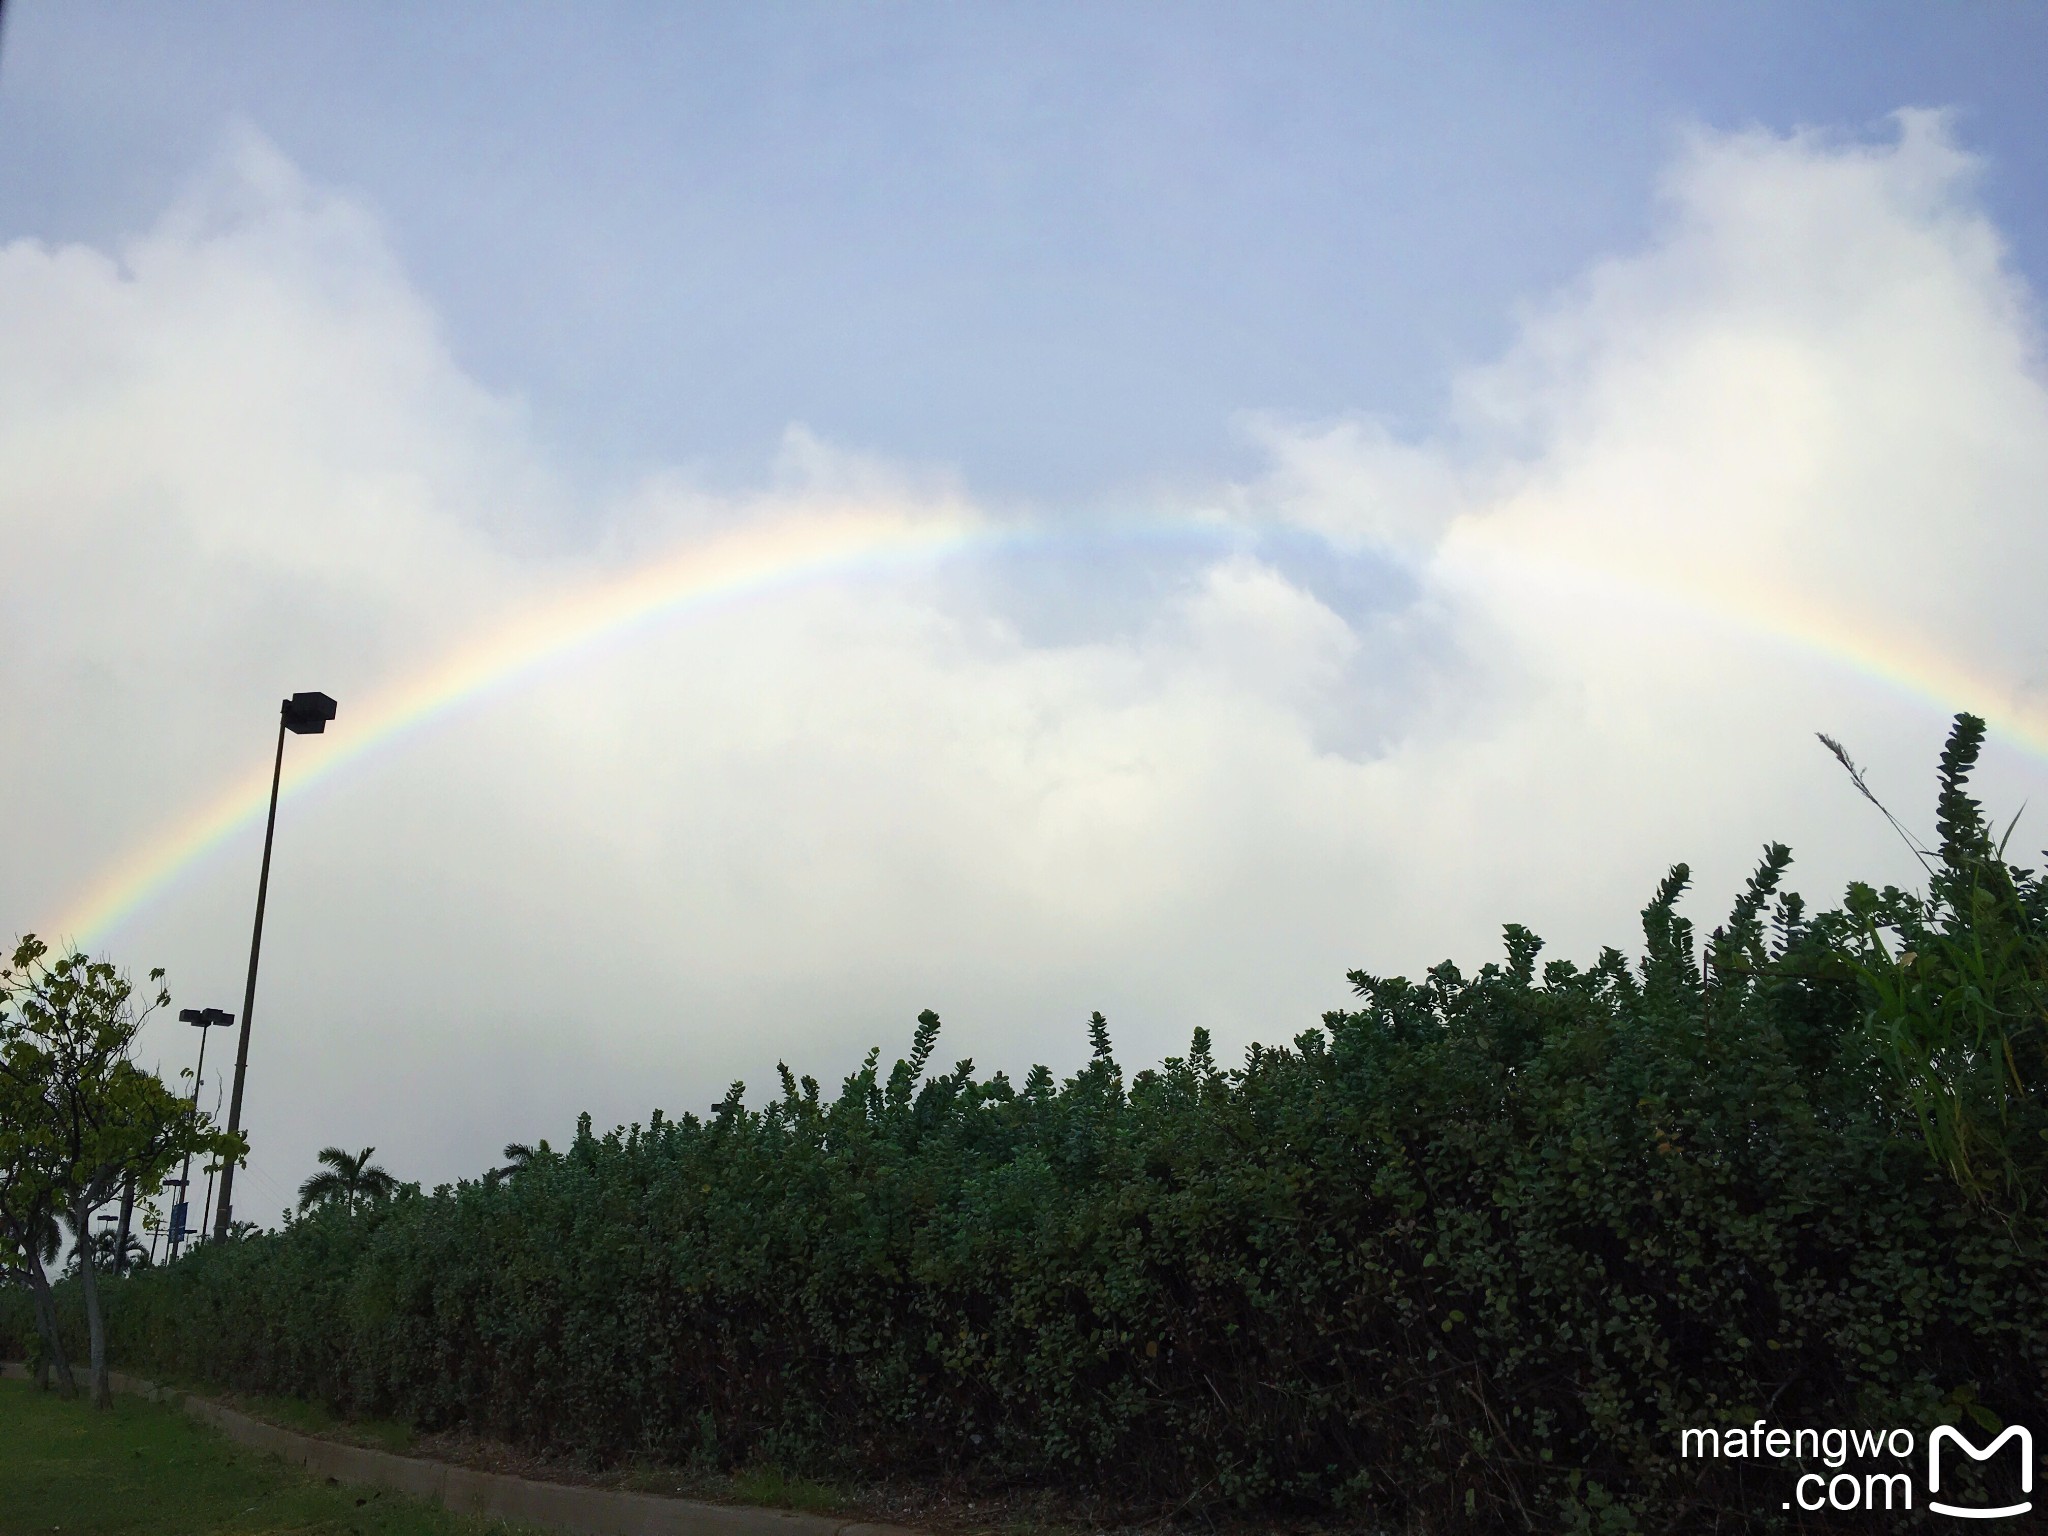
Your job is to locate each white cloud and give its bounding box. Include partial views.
[3,116,2044,1214]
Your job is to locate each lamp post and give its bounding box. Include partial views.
[169,1006,231,1260]
[213,691,336,1242]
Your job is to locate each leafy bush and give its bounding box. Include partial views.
[10,717,2045,1531]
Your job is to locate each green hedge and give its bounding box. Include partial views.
[10,724,2045,1532]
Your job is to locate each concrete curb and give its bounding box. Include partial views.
[2,1363,919,1536]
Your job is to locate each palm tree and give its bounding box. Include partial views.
[296,1146,398,1215]
[2,1210,69,1392]
[489,1139,551,1182]
[21,1208,61,1268]
[62,1227,148,1278]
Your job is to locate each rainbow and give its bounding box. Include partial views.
[1441,519,2048,768]
[44,505,2048,948]
[46,506,1243,946]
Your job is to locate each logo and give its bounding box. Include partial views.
[1929,1425,2033,1520]
[1678,1417,2037,1519]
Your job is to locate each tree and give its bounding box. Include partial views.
[0,955,77,1398]
[1825,715,2048,1208]
[0,1192,71,1396]
[487,1139,551,1183]
[296,1146,398,1215]
[0,936,239,1407]
[61,1220,150,1279]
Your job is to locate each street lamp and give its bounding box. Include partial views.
[168,1006,231,1260]
[213,690,336,1243]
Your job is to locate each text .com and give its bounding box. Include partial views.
[1679,1421,2034,1518]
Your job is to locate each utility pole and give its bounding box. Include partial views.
[113,1176,135,1275]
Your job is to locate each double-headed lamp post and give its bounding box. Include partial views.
[212,690,336,1242]
[167,1006,230,1260]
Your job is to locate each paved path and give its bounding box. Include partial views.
[2,1363,922,1536]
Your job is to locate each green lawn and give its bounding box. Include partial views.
[0,1379,534,1536]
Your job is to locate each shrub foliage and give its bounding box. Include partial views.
[7,717,2044,1531]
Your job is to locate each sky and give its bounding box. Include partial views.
[2,4,2046,1226]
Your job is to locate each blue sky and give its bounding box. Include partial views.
[3,5,2047,1205]
[7,4,2045,502]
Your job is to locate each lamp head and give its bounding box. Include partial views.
[179,1008,204,1026]
[282,691,338,735]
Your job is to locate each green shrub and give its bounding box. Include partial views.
[15,717,2045,1531]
